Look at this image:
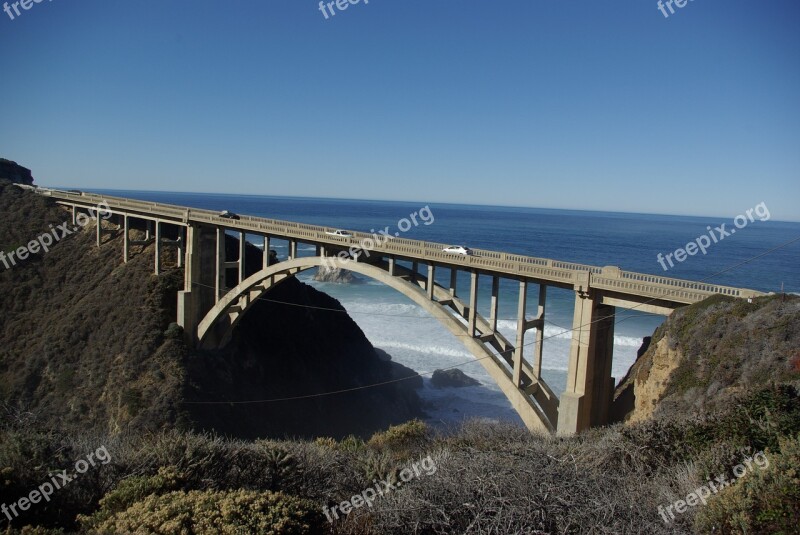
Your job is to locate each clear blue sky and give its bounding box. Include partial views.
[1,0,798,220]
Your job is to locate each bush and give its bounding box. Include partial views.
[367,419,429,456]
[621,384,800,465]
[79,466,183,528]
[337,435,366,453]
[695,435,800,534]
[0,428,108,530]
[85,489,324,534]
[163,322,184,340]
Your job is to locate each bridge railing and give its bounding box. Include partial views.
[39,189,764,303]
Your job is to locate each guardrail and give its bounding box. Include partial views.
[36,188,763,304]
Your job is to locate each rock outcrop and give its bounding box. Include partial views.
[0,158,34,185]
[431,368,480,388]
[612,294,800,423]
[313,266,362,284]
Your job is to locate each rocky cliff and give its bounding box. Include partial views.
[612,293,800,423]
[0,158,34,185]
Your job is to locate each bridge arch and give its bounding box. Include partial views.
[196,256,557,433]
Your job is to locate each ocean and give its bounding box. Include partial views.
[93,189,800,428]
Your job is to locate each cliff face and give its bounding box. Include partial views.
[0,182,421,438]
[612,294,800,423]
[0,180,186,434]
[0,159,34,185]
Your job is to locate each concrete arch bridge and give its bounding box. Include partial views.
[29,186,764,435]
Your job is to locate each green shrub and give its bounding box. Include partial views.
[359,451,399,484]
[313,437,337,449]
[622,384,800,464]
[695,435,800,534]
[337,435,366,453]
[85,489,323,534]
[367,419,429,455]
[258,445,297,491]
[79,466,183,527]
[163,322,184,340]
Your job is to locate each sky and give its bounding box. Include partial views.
[1,0,799,220]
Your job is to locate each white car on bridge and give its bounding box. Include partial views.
[443,245,473,256]
[326,229,352,238]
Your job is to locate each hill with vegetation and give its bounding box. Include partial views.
[0,180,421,440]
[0,180,798,534]
[613,293,800,423]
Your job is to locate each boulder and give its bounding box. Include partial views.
[431,368,480,388]
[313,266,362,284]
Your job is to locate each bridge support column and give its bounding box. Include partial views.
[468,272,479,336]
[176,232,184,269]
[289,240,297,259]
[449,269,458,297]
[238,232,246,283]
[427,264,435,300]
[489,276,499,332]
[532,285,546,381]
[178,224,222,346]
[557,277,616,435]
[513,281,527,386]
[154,222,162,275]
[96,211,102,247]
[263,236,271,269]
[215,229,226,302]
[123,215,129,263]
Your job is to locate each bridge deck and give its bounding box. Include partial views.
[33,186,764,307]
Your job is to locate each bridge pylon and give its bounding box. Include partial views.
[557,273,616,434]
[177,224,224,345]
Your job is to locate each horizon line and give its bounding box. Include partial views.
[44,183,800,224]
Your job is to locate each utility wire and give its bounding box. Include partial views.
[184,279,653,340]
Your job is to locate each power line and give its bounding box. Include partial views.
[184,278,655,340]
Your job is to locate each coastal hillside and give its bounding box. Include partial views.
[613,293,800,423]
[0,180,186,434]
[0,181,421,439]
